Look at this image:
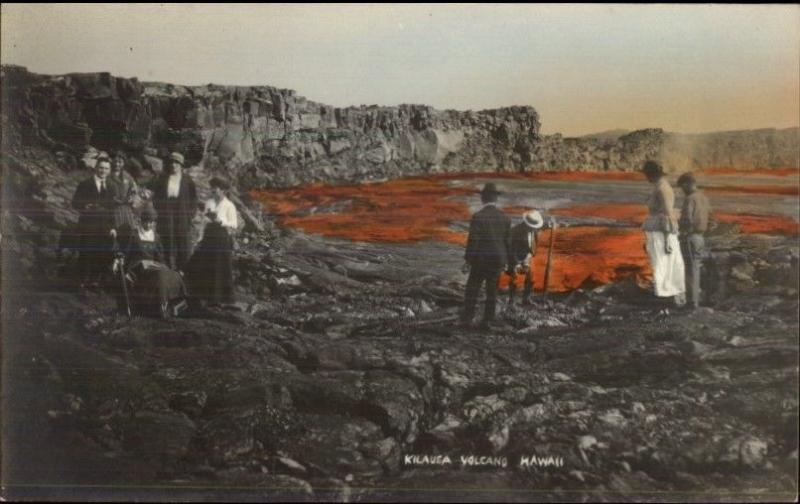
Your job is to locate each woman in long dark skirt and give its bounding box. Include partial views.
[118,207,188,318]
[186,177,239,306]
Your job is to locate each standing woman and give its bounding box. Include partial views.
[187,177,239,306]
[109,150,139,236]
[151,152,198,272]
[641,160,686,306]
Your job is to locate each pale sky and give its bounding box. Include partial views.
[2,4,798,136]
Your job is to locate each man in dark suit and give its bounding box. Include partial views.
[151,152,198,271]
[71,154,117,286]
[462,183,511,330]
[507,210,544,305]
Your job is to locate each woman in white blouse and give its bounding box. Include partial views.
[186,177,239,306]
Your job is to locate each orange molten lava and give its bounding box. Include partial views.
[251,174,797,293]
[438,170,644,183]
[498,226,651,293]
[715,213,799,236]
[701,167,800,177]
[551,203,647,225]
[251,178,473,245]
[549,203,799,236]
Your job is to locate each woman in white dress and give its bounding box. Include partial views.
[641,160,686,306]
[186,178,239,305]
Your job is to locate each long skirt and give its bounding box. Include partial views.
[127,260,187,314]
[112,204,138,232]
[645,231,686,297]
[187,223,234,304]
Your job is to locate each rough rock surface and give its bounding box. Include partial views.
[2,65,798,501]
[3,65,797,193]
[1,65,541,187]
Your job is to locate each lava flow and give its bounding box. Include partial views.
[251,178,473,245]
[252,174,797,293]
[498,226,651,293]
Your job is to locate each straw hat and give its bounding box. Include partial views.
[522,210,544,229]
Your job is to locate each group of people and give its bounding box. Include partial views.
[461,182,550,330]
[70,150,239,318]
[461,160,712,330]
[642,160,711,310]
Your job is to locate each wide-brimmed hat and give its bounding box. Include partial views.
[140,206,158,223]
[480,183,502,198]
[169,152,185,166]
[677,172,696,186]
[522,210,544,229]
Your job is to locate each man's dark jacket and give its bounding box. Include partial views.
[71,176,115,248]
[464,204,511,270]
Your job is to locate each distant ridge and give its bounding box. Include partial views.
[579,129,630,141]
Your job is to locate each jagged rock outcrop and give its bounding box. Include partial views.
[4,65,796,191]
[1,65,541,187]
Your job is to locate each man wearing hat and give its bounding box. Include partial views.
[507,209,545,305]
[462,182,512,330]
[677,172,712,309]
[151,152,198,271]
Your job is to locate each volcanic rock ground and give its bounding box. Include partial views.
[3,189,799,501]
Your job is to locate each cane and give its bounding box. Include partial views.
[543,218,557,300]
[118,256,132,320]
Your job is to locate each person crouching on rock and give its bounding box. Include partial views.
[508,210,545,306]
[641,160,686,307]
[116,206,188,319]
[461,183,511,330]
[71,153,117,288]
[677,172,712,310]
[186,177,239,308]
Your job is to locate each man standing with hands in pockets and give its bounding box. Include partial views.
[461,183,511,331]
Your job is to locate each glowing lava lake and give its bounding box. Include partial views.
[252,169,799,293]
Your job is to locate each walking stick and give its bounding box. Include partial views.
[113,235,133,320]
[543,218,556,299]
[119,256,132,320]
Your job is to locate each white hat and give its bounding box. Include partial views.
[522,210,544,229]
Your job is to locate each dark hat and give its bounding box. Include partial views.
[169,152,185,166]
[113,150,126,159]
[641,160,665,178]
[677,172,696,186]
[480,183,502,198]
[140,206,158,223]
[209,177,231,190]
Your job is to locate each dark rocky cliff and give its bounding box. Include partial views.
[1,65,540,187]
[3,65,797,191]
